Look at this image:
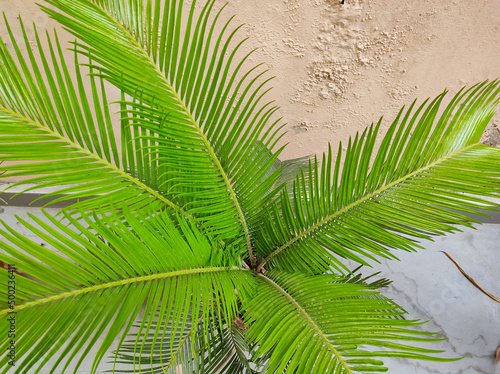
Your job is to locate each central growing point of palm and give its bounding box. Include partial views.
[0,0,499,373]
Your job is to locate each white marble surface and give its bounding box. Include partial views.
[366,224,500,374]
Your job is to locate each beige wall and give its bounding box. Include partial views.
[1,0,500,161]
[222,0,500,159]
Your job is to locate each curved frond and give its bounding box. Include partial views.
[255,81,500,273]
[115,312,254,373]
[40,0,287,258]
[243,271,456,374]
[0,17,185,219]
[0,208,250,372]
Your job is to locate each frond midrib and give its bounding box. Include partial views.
[2,266,242,316]
[161,319,198,372]
[1,107,187,215]
[95,5,255,264]
[259,274,353,374]
[257,143,479,271]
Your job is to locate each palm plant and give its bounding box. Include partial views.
[0,0,499,372]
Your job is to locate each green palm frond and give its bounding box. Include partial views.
[0,207,250,372]
[116,312,254,373]
[254,81,500,273]
[243,271,455,374]
[39,0,286,254]
[0,18,183,218]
